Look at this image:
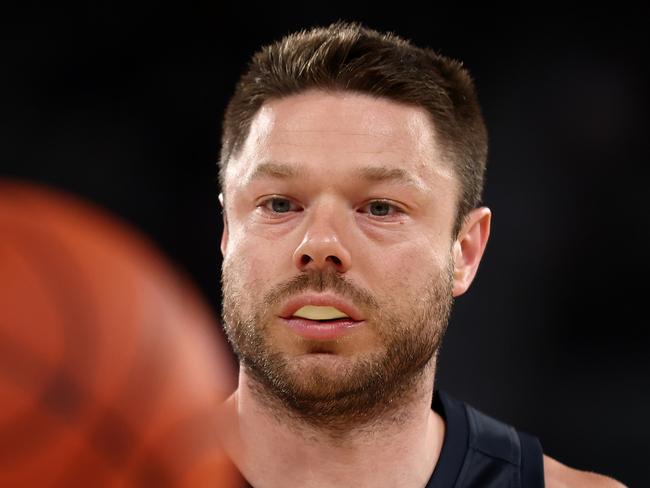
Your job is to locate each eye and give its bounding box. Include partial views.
[360,200,402,217]
[257,197,301,214]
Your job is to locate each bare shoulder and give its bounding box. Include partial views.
[543,455,627,488]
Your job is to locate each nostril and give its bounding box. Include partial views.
[328,255,342,266]
[300,255,312,266]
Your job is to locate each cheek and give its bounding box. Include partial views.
[224,236,290,293]
[227,219,295,260]
[223,240,261,287]
[371,239,447,276]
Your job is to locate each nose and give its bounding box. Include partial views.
[292,205,352,273]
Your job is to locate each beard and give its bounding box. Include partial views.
[221,258,454,434]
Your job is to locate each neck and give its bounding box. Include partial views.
[219,363,445,488]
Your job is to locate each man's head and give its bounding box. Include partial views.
[218,23,491,432]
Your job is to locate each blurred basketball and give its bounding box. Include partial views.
[0,179,239,487]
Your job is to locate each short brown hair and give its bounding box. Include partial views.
[219,21,487,236]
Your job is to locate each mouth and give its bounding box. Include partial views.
[292,305,350,321]
[279,296,365,340]
[279,294,363,321]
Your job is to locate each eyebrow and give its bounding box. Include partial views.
[248,162,305,181]
[356,165,420,186]
[248,161,421,189]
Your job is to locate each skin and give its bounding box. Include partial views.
[218,90,625,487]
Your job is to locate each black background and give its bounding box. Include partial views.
[2,4,648,485]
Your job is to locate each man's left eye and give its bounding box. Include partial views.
[361,201,400,217]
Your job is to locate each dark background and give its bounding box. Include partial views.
[2,4,648,485]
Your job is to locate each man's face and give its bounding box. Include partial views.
[220,90,459,427]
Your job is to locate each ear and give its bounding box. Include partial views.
[452,207,491,297]
[219,192,229,256]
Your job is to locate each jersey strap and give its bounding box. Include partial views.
[451,394,544,488]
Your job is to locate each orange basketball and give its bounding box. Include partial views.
[0,179,239,487]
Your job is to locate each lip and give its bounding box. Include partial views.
[278,293,364,321]
[280,317,364,340]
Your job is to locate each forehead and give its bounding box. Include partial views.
[224,90,455,190]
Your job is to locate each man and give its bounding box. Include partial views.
[215,22,624,487]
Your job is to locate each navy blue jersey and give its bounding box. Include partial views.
[426,390,544,487]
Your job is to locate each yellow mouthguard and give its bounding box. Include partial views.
[293,305,349,320]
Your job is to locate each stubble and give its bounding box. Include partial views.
[221,258,454,435]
